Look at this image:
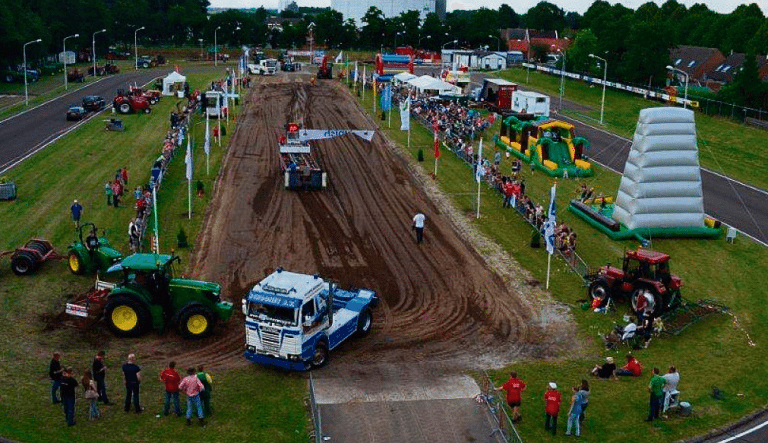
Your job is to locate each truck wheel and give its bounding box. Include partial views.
[588,281,610,305]
[177,306,216,339]
[119,103,131,114]
[310,341,329,368]
[143,107,151,114]
[105,296,150,337]
[11,252,37,275]
[355,308,373,337]
[68,250,85,275]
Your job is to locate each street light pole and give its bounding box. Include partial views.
[488,34,500,52]
[665,65,689,109]
[214,26,221,67]
[92,29,106,79]
[558,49,566,111]
[589,53,607,125]
[418,35,431,48]
[24,38,42,106]
[134,26,145,71]
[63,34,79,90]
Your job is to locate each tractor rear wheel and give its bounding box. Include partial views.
[143,107,151,114]
[631,287,660,317]
[177,305,216,340]
[118,102,131,114]
[68,250,85,275]
[149,97,158,105]
[310,341,329,369]
[105,296,151,337]
[11,251,37,275]
[355,308,373,337]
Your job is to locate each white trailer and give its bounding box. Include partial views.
[511,90,550,117]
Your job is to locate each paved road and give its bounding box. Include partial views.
[0,70,161,174]
[458,68,768,245]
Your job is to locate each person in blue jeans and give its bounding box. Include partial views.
[565,385,585,437]
[49,352,64,404]
[179,367,206,426]
[59,367,78,426]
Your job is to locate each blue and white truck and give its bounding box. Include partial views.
[242,268,378,370]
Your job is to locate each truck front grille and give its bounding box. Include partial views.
[261,328,281,353]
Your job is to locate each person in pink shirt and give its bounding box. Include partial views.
[178,367,205,426]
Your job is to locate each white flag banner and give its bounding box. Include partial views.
[362,66,367,88]
[204,116,211,155]
[298,129,375,142]
[185,137,193,181]
[335,51,343,63]
[544,184,557,254]
[475,139,484,183]
[354,61,358,83]
[400,98,410,131]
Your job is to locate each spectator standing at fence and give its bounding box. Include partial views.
[496,371,526,423]
[577,379,590,425]
[197,365,213,417]
[662,365,680,416]
[646,367,666,422]
[121,166,129,185]
[544,382,562,436]
[122,353,143,413]
[70,200,83,229]
[412,212,426,244]
[82,370,100,420]
[179,367,205,426]
[160,361,183,417]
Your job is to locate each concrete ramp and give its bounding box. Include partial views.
[314,373,506,443]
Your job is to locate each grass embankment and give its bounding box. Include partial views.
[352,82,768,442]
[498,67,768,191]
[0,71,307,443]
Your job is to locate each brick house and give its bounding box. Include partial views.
[668,45,725,84]
[502,28,570,60]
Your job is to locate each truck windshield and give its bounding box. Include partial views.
[248,302,297,326]
[266,60,276,67]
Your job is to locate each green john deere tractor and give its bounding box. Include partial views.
[103,253,233,339]
[67,223,123,275]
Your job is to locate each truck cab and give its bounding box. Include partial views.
[478,78,518,113]
[204,90,223,118]
[242,268,377,371]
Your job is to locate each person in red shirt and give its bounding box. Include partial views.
[544,382,562,436]
[496,371,526,422]
[159,361,182,416]
[616,354,643,377]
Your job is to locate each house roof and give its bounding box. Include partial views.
[669,45,723,75]
[504,28,528,41]
[707,53,768,83]
[529,30,558,39]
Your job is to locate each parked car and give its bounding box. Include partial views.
[135,56,155,69]
[2,66,40,83]
[66,105,88,121]
[82,95,106,111]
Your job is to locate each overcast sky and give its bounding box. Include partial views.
[209,0,767,15]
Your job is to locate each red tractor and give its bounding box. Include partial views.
[587,248,682,316]
[129,86,161,105]
[113,90,151,114]
[317,56,333,79]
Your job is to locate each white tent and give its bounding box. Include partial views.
[406,75,461,94]
[393,72,417,84]
[162,71,187,96]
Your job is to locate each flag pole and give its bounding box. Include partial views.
[546,253,552,289]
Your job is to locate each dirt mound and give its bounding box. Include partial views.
[142,74,575,371]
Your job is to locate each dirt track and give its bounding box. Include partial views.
[157,74,576,372]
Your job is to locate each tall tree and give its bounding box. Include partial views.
[523,1,566,32]
[420,12,444,50]
[360,7,386,50]
[718,52,768,109]
[620,20,672,86]
[497,4,520,30]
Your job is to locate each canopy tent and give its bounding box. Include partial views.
[392,72,417,84]
[162,71,187,96]
[406,75,461,94]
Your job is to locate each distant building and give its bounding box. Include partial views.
[331,0,446,26]
[668,45,725,84]
[502,28,570,60]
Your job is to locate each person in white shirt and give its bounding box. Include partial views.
[662,365,680,413]
[412,212,426,244]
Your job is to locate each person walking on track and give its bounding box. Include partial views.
[412,212,426,244]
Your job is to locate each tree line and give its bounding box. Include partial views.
[2,0,766,107]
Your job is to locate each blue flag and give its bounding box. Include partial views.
[380,85,392,112]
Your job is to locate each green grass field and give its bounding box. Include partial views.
[498,67,768,191]
[0,70,307,443]
[353,82,768,442]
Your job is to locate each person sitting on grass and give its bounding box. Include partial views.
[616,354,642,377]
[591,356,617,379]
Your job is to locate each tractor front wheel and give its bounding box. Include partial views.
[143,107,151,114]
[177,306,215,340]
[68,250,84,275]
[105,296,151,337]
[588,281,611,307]
[118,102,131,114]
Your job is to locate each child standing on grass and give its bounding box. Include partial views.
[105,182,112,206]
[82,370,100,420]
